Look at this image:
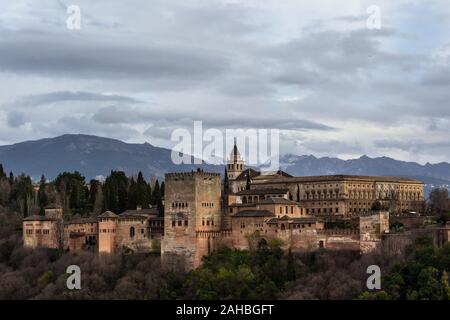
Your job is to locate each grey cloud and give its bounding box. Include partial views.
[92,105,335,132]
[374,139,450,152]
[8,91,140,108]
[421,69,450,86]
[0,30,229,84]
[7,111,26,127]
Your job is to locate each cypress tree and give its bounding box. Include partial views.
[224,168,229,191]
[38,174,48,211]
[245,169,251,190]
[128,177,137,210]
[136,172,150,209]
[160,181,165,198]
[8,172,14,186]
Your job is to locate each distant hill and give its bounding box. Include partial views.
[0,135,449,196]
[0,134,221,180]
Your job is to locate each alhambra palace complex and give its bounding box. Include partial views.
[23,144,450,269]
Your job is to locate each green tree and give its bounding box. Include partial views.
[224,168,229,192]
[128,177,137,210]
[8,172,14,186]
[9,174,34,216]
[428,188,449,220]
[89,179,103,213]
[54,171,87,215]
[160,181,165,198]
[103,171,129,213]
[417,267,441,299]
[38,174,49,213]
[152,179,161,205]
[441,270,450,300]
[0,164,5,179]
[135,172,150,209]
[245,169,251,190]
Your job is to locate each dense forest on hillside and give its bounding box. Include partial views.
[0,163,164,217]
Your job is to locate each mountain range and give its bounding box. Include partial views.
[0,134,449,195]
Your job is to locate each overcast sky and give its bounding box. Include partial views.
[0,0,449,164]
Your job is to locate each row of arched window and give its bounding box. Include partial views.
[228,164,243,171]
[172,202,189,209]
[202,202,214,207]
[202,219,214,226]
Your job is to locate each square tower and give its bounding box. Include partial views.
[162,170,222,269]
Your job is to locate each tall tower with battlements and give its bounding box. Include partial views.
[161,170,222,269]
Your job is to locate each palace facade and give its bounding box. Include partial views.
[23,142,431,270]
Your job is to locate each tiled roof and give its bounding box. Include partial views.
[236,188,288,195]
[252,174,423,184]
[232,210,274,218]
[258,198,299,205]
[252,170,293,180]
[98,211,119,218]
[23,215,55,221]
[120,208,158,216]
[266,216,317,224]
[235,168,260,181]
[64,217,97,225]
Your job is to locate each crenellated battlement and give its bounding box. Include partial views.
[317,229,360,235]
[165,171,221,180]
[196,230,223,238]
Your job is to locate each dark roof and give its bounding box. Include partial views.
[236,188,289,196]
[44,204,62,209]
[235,168,260,181]
[266,217,278,224]
[252,174,423,185]
[252,170,293,180]
[266,216,317,224]
[119,212,149,219]
[121,208,158,216]
[64,217,97,225]
[291,217,317,224]
[258,198,299,205]
[232,210,274,218]
[232,143,240,157]
[23,215,55,221]
[69,232,86,238]
[228,203,258,208]
[119,208,157,219]
[98,211,119,218]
